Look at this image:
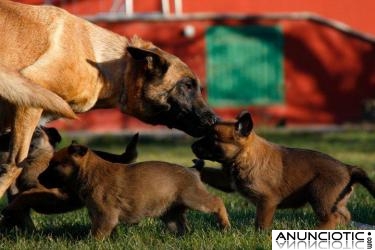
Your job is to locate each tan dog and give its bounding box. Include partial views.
[1,130,139,230]
[37,143,230,239]
[192,111,375,230]
[0,1,216,198]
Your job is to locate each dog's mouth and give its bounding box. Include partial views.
[164,115,216,137]
[159,104,218,137]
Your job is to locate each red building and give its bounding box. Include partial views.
[17,0,375,131]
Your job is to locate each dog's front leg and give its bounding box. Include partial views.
[0,107,42,198]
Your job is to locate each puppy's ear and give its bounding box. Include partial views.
[68,144,88,157]
[43,127,62,146]
[235,111,253,137]
[127,46,169,76]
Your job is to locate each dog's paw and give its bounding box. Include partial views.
[191,159,205,171]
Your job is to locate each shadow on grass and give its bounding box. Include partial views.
[38,223,91,240]
[0,223,90,241]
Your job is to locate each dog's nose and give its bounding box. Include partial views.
[207,114,218,126]
[200,111,218,127]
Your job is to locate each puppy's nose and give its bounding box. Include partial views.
[191,142,202,156]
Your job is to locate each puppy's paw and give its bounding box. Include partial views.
[0,164,10,176]
[0,207,35,232]
[220,221,231,231]
[191,159,205,171]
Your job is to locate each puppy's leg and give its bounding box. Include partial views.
[161,205,188,235]
[3,187,83,215]
[197,167,235,193]
[0,207,35,231]
[181,184,230,230]
[1,187,83,231]
[90,209,119,240]
[255,200,277,230]
[335,187,353,225]
[0,107,42,198]
[309,178,349,229]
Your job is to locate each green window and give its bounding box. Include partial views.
[206,25,284,107]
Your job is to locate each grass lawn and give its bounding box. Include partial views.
[1,128,375,249]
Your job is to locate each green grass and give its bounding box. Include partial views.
[1,128,375,249]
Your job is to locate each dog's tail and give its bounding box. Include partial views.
[350,165,375,198]
[0,66,76,119]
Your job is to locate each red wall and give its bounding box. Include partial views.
[18,0,375,35]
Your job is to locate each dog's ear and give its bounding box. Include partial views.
[127,46,169,76]
[68,144,88,157]
[235,111,253,137]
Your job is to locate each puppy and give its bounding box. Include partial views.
[1,132,139,230]
[38,143,230,239]
[0,127,61,198]
[1,130,138,194]
[192,111,375,230]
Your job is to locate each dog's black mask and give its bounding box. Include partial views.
[152,77,217,137]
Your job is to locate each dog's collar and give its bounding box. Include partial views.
[119,80,127,111]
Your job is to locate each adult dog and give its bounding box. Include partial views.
[0,1,216,197]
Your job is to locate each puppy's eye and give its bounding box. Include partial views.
[34,130,41,137]
[49,160,59,166]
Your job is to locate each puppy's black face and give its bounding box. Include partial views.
[28,127,53,158]
[192,122,240,163]
[192,111,254,163]
[38,144,87,189]
[38,159,76,189]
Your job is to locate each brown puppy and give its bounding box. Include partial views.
[0,126,60,229]
[0,1,216,197]
[0,127,61,198]
[192,111,375,230]
[1,132,139,230]
[38,143,230,239]
[1,130,139,194]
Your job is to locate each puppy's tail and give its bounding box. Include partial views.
[350,166,375,198]
[121,133,139,163]
[0,65,76,119]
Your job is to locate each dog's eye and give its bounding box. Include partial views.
[185,82,193,90]
[178,77,196,92]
